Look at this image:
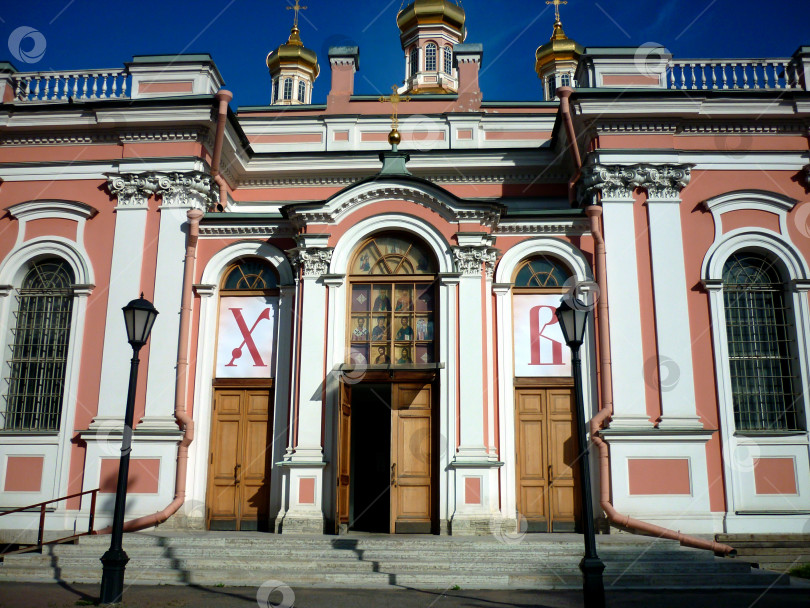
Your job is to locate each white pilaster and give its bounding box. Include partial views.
[644,166,702,429]
[92,175,156,427]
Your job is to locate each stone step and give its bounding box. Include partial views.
[0,566,786,590]
[0,554,751,574]
[731,548,810,557]
[717,534,810,543]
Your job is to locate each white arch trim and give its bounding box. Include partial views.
[331,212,454,275]
[701,229,810,281]
[494,237,593,284]
[703,189,798,214]
[0,237,95,286]
[200,240,294,287]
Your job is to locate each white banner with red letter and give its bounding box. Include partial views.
[512,293,571,377]
[215,296,278,378]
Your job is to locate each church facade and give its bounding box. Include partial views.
[1,1,810,546]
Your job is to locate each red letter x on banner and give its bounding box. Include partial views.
[225,307,271,367]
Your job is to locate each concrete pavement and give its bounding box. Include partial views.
[1,582,809,608]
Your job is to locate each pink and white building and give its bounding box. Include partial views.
[1,1,809,546]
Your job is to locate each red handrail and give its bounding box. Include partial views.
[0,488,99,556]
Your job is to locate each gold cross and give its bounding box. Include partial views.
[379,85,410,131]
[286,0,307,28]
[546,0,568,22]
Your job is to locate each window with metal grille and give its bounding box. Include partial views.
[2,260,74,431]
[514,256,572,288]
[443,46,452,74]
[298,81,306,103]
[425,43,437,71]
[722,253,802,431]
[283,78,293,100]
[409,46,419,77]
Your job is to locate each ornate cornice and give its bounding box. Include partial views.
[3,128,208,147]
[238,171,566,189]
[493,220,590,235]
[585,119,805,136]
[452,246,499,278]
[199,224,296,238]
[107,171,218,211]
[579,163,692,201]
[156,171,218,211]
[287,247,334,278]
[106,173,160,208]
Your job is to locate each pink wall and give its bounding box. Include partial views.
[3,456,44,492]
[753,458,798,495]
[628,459,691,495]
[99,458,161,494]
[24,218,78,242]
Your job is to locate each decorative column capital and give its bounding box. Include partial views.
[106,173,160,208]
[287,247,334,278]
[155,171,218,211]
[579,163,693,201]
[452,246,499,278]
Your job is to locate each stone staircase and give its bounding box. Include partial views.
[0,532,790,590]
[716,534,810,575]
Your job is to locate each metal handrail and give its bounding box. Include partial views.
[0,488,99,556]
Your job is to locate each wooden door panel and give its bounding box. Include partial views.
[337,382,351,528]
[208,388,272,530]
[391,384,432,532]
[516,388,579,533]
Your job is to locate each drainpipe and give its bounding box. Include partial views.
[558,87,734,556]
[210,90,233,209]
[96,207,204,534]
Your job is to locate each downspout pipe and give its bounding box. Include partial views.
[558,87,734,557]
[95,208,204,534]
[210,89,233,209]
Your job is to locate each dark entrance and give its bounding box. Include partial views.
[349,384,391,532]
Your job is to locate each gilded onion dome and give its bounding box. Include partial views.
[535,20,583,75]
[397,0,466,38]
[266,26,320,79]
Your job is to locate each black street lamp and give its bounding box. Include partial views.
[556,297,605,608]
[99,295,158,605]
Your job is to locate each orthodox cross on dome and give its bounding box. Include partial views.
[546,0,568,22]
[379,85,411,133]
[286,0,307,28]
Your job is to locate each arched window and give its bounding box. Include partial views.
[409,46,419,77]
[514,256,572,288]
[2,259,74,431]
[425,43,437,71]
[348,233,437,367]
[561,73,571,87]
[443,46,453,74]
[283,78,293,101]
[722,253,802,431]
[298,81,307,103]
[222,258,279,291]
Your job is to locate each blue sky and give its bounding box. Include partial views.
[2,0,808,106]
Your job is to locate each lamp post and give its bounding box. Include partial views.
[99,295,158,605]
[555,297,605,608]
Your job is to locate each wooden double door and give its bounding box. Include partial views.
[515,386,581,532]
[337,382,434,534]
[207,387,273,530]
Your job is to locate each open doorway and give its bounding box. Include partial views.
[349,384,391,532]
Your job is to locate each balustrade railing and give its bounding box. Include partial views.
[13,69,130,102]
[668,59,801,91]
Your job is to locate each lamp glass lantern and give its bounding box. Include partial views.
[122,295,159,348]
[555,298,588,349]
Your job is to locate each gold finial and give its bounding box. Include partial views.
[379,85,411,146]
[286,0,307,29]
[546,0,568,23]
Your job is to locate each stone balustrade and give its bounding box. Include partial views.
[13,69,130,102]
[668,58,801,90]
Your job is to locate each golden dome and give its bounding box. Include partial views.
[535,20,583,74]
[397,0,466,34]
[266,26,320,78]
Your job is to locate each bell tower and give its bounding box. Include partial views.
[535,0,583,100]
[266,0,320,105]
[397,0,466,94]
